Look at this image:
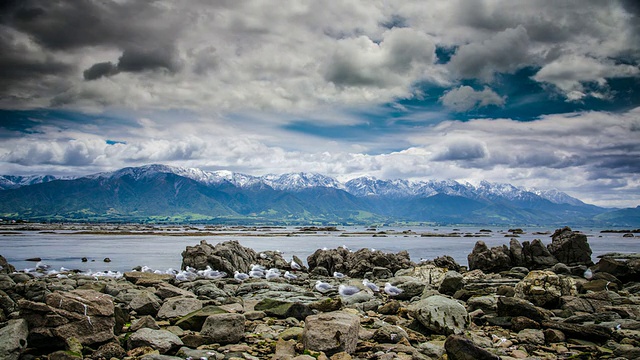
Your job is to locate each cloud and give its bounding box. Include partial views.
[447,25,531,81]
[83,61,119,80]
[532,55,640,100]
[432,139,488,161]
[439,86,506,112]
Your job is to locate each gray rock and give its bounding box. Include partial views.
[0,318,28,360]
[254,298,313,320]
[517,328,545,345]
[154,283,196,300]
[372,324,409,344]
[467,241,512,273]
[0,274,16,292]
[409,295,469,335]
[497,296,550,323]
[186,280,229,300]
[438,271,463,295]
[466,295,498,313]
[181,240,258,274]
[0,255,16,274]
[127,328,183,354]
[307,247,413,278]
[547,227,593,266]
[514,270,578,308]
[157,297,202,320]
[303,311,360,355]
[444,334,500,360]
[200,313,245,344]
[19,289,115,348]
[130,290,162,316]
[130,315,160,331]
[174,305,228,331]
[522,239,557,269]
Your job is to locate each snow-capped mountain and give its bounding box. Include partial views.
[0,174,72,190]
[0,164,623,225]
[3,164,587,207]
[261,172,343,191]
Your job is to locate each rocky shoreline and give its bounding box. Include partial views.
[1,226,639,360]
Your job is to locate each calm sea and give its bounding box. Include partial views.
[1,226,637,273]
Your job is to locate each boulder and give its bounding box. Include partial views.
[181,240,258,274]
[497,296,550,323]
[157,297,202,320]
[444,334,500,360]
[409,295,469,335]
[127,328,183,354]
[307,247,413,278]
[200,313,245,344]
[174,305,228,331]
[129,290,162,316]
[514,270,578,308]
[254,298,313,320]
[547,227,593,266]
[0,255,16,274]
[438,271,463,296]
[467,241,512,273]
[303,311,360,355]
[432,255,462,272]
[509,238,525,267]
[541,320,612,343]
[19,289,115,349]
[395,264,447,289]
[517,329,545,345]
[522,239,557,269]
[0,318,28,360]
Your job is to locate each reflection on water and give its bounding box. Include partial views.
[1,226,637,273]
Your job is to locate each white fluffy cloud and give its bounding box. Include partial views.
[439,86,506,112]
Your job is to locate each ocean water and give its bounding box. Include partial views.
[1,226,638,273]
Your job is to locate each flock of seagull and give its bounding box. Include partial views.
[22,258,405,297]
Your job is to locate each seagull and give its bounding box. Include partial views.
[251,264,266,272]
[384,282,403,296]
[338,284,361,296]
[249,269,264,278]
[315,280,333,293]
[265,269,280,280]
[363,279,380,292]
[290,260,301,270]
[283,271,297,280]
[234,271,249,281]
[333,271,345,279]
[584,268,593,280]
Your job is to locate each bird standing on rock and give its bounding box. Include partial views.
[284,271,297,280]
[290,259,301,270]
[363,279,380,292]
[333,271,345,279]
[384,282,403,296]
[234,271,249,281]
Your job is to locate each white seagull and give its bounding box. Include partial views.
[290,260,301,270]
[234,271,249,281]
[384,282,403,296]
[363,279,380,292]
[265,269,280,280]
[333,271,345,279]
[338,284,361,296]
[283,271,297,280]
[584,268,593,280]
[315,280,333,293]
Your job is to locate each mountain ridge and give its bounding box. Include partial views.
[1,164,636,226]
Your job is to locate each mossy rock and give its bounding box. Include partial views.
[174,305,228,330]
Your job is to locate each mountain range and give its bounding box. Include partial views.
[0,164,638,226]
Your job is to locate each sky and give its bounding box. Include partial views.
[0,0,639,208]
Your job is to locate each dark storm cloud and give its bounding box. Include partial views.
[117,46,182,73]
[0,0,182,51]
[83,61,119,81]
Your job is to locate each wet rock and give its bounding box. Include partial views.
[157,297,202,320]
[444,334,500,360]
[514,270,578,308]
[127,328,183,355]
[0,318,28,360]
[303,311,360,355]
[200,313,245,344]
[409,295,469,335]
[181,240,258,274]
[547,227,593,266]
